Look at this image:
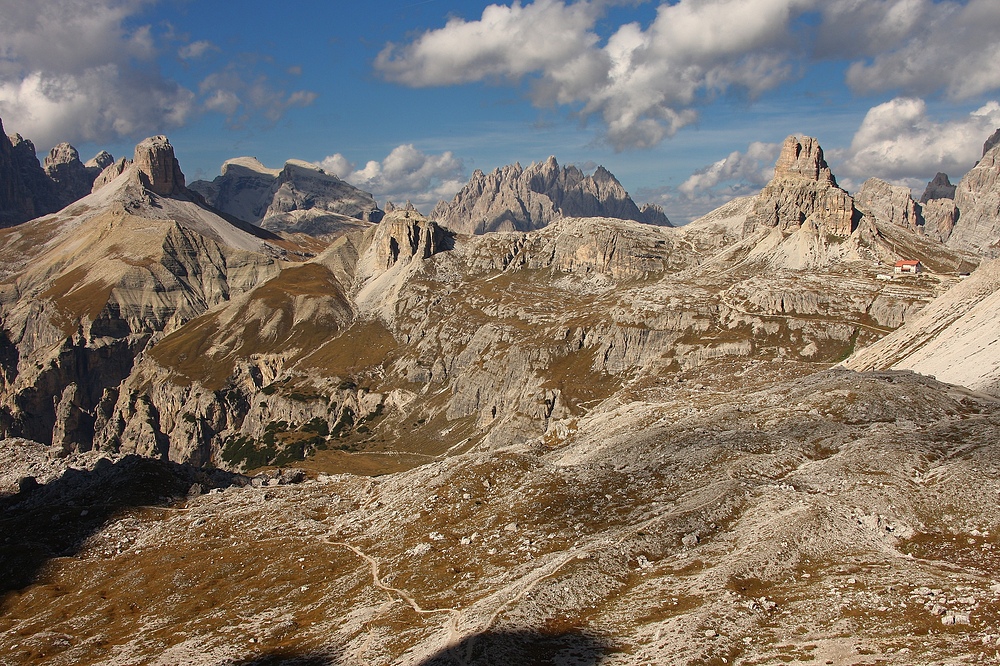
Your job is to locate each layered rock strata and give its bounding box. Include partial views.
[743,136,857,238]
[855,178,923,233]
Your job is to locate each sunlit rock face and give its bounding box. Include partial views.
[743,135,856,238]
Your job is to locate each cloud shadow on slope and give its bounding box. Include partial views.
[0,453,247,594]
[226,629,610,666]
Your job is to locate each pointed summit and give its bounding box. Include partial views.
[920,172,956,203]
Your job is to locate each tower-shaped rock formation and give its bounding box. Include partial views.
[743,136,856,238]
[948,134,1000,256]
[133,135,185,196]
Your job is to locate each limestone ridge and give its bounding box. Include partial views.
[92,158,131,193]
[984,128,1000,159]
[743,136,857,238]
[430,155,671,235]
[855,178,923,233]
[947,136,1000,256]
[189,157,383,237]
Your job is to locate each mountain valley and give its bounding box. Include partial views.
[1,123,1000,665]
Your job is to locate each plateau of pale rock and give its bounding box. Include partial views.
[844,258,1000,395]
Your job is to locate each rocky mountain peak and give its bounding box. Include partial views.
[86,150,114,171]
[947,135,1000,256]
[638,202,671,226]
[984,128,1000,157]
[43,142,102,207]
[743,135,855,238]
[855,178,923,233]
[920,172,956,203]
[772,135,836,185]
[189,156,382,237]
[431,156,669,234]
[43,142,81,170]
[133,135,185,196]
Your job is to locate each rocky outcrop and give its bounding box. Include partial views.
[430,156,670,235]
[86,151,114,171]
[639,202,670,226]
[0,123,40,225]
[855,178,923,233]
[984,129,1000,159]
[369,208,450,271]
[920,172,956,202]
[190,157,382,237]
[947,138,1000,256]
[43,143,111,208]
[921,198,958,243]
[743,136,857,238]
[92,158,131,192]
[0,117,116,225]
[133,136,185,196]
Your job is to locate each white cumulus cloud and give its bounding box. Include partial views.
[679,141,779,196]
[0,0,316,151]
[0,0,196,148]
[836,97,1000,188]
[643,140,780,224]
[374,0,1000,151]
[317,145,467,212]
[178,40,218,60]
[377,0,811,150]
[838,0,1000,100]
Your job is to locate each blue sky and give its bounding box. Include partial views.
[2,0,1000,222]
